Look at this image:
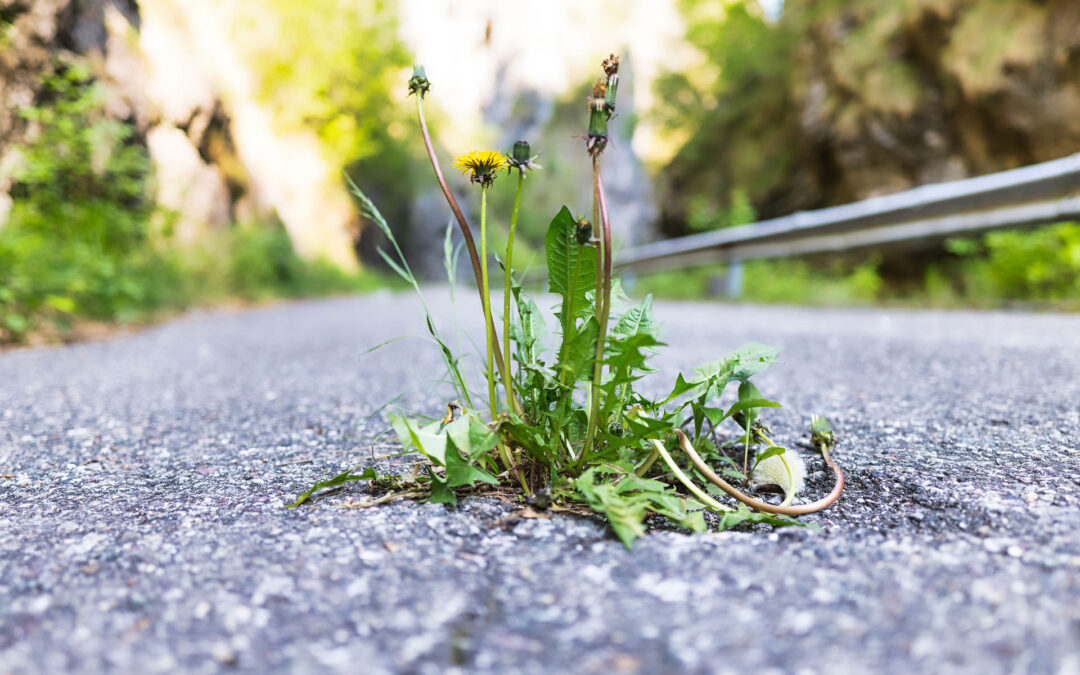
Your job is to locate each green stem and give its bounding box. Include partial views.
[502,172,524,412]
[650,439,732,513]
[743,416,751,479]
[581,157,613,463]
[635,445,660,476]
[414,96,521,415]
[481,186,518,480]
[480,187,497,420]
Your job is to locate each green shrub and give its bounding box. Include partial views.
[222,222,376,300]
[0,65,382,343]
[0,65,164,339]
[944,223,1080,303]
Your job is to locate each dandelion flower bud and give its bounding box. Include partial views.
[507,140,541,175]
[408,64,431,98]
[809,414,837,452]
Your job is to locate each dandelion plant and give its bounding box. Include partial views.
[291,56,845,547]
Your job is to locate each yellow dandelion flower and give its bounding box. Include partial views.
[453,150,508,188]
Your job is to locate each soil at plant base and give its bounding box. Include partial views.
[1,288,1077,674]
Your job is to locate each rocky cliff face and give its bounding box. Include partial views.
[0,0,358,269]
[659,0,1080,232]
[793,0,1080,203]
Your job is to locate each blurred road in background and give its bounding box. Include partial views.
[2,291,1078,673]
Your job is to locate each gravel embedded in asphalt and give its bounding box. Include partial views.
[1,289,1078,674]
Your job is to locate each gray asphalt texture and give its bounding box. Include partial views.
[2,289,1079,675]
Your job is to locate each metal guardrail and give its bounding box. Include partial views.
[616,153,1080,295]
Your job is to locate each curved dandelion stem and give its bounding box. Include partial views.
[675,430,844,516]
[413,96,521,415]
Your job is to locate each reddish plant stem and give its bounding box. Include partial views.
[581,156,614,461]
[414,97,519,414]
[596,165,613,321]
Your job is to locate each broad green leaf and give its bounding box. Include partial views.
[509,284,546,369]
[444,438,499,487]
[660,372,701,405]
[725,398,781,419]
[465,415,499,460]
[575,468,647,548]
[545,206,596,331]
[691,342,782,401]
[389,413,448,465]
[737,381,764,431]
[727,342,782,381]
[568,408,589,444]
[563,317,599,382]
[719,504,805,530]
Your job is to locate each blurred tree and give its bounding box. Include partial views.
[233,0,424,260]
[653,0,802,236]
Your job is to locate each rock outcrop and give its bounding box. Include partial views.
[0,0,359,269]
[659,0,1080,233]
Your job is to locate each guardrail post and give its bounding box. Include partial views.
[725,260,744,299]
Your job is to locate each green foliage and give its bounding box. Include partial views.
[655,0,800,220]
[0,67,379,343]
[221,222,370,301]
[653,0,1073,309]
[0,66,160,339]
[235,0,423,236]
[295,60,841,548]
[631,258,884,306]
[940,223,1080,304]
[299,196,829,546]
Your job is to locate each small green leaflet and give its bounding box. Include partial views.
[285,466,376,508]
[609,294,658,341]
[426,467,457,505]
[423,438,499,506]
[751,445,786,473]
[686,342,783,401]
[719,505,807,530]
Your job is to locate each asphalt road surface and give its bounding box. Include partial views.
[2,289,1078,674]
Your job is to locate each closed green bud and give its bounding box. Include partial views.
[512,140,531,165]
[408,64,431,98]
[602,54,620,118]
[809,414,837,452]
[507,139,541,175]
[588,104,608,139]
